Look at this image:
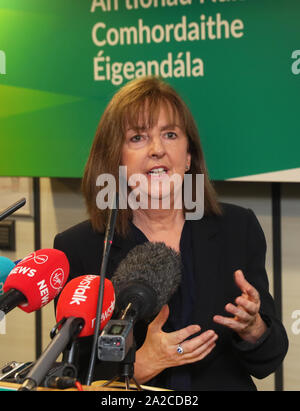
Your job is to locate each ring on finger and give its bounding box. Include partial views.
[177,344,184,355]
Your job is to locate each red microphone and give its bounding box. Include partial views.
[56,275,115,337]
[1,249,69,314]
[19,275,115,391]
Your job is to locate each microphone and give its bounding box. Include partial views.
[19,275,115,391]
[56,275,115,337]
[85,192,118,386]
[0,198,26,222]
[0,257,15,296]
[98,242,182,362]
[1,249,69,314]
[112,241,182,321]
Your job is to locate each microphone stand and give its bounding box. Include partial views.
[85,193,118,386]
[62,339,80,367]
[18,317,84,391]
[102,343,142,391]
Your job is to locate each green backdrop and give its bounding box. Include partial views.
[0,0,299,180]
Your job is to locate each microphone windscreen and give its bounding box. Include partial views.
[3,249,69,313]
[111,242,182,316]
[0,257,15,296]
[56,275,115,338]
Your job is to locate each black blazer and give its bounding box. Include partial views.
[53,202,288,390]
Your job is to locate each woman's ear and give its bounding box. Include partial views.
[186,152,191,171]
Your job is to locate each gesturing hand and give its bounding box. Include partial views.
[213,270,267,343]
[134,304,218,384]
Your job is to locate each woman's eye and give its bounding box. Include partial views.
[130,135,143,142]
[165,131,177,139]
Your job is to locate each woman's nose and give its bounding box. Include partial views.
[148,135,165,158]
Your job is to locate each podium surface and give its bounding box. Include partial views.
[0,380,169,391]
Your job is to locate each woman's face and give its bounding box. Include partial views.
[121,103,191,206]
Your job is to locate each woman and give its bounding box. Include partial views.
[54,76,288,390]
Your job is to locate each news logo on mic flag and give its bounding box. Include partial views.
[3,249,69,313]
[56,275,115,337]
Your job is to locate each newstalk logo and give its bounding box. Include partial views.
[70,275,97,305]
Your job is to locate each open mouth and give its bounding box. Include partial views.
[147,166,169,176]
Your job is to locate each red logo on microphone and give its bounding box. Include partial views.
[21,252,49,265]
[50,269,65,290]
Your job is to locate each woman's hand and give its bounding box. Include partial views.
[213,270,267,344]
[134,304,218,384]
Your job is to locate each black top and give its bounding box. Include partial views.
[130,221,195,390]
[54,203,289,390]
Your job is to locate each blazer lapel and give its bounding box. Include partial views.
[106,231,138,280]
[191,214,222,330]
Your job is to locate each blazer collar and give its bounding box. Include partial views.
[111,214,220,247]
[109,222,140,252]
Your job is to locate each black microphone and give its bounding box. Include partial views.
[112,241,182,321]
[98,242,182,363]
[0,198,26,222]
[85,192,118,386]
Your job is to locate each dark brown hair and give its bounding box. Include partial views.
[82,76,222,236]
